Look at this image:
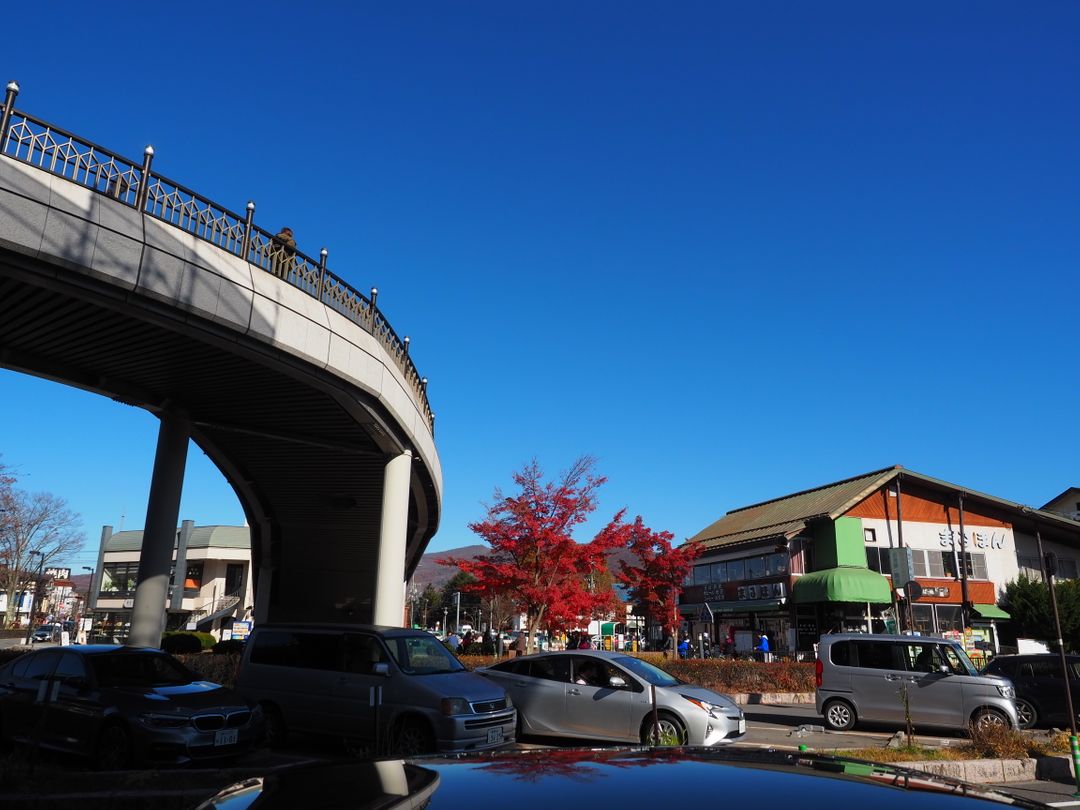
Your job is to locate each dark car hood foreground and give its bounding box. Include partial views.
[197,747,1046,810]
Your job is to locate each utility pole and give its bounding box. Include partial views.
[22,551,44,645]
[455,591,461,633]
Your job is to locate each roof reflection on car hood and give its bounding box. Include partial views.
[197,747,1047,810]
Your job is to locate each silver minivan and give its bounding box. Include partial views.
[815,634,1017,731]
[235,624,516,755]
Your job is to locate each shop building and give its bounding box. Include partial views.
[680,466,1080,661]
[88,521,253,642]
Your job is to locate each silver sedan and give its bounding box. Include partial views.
[477,650,745,746]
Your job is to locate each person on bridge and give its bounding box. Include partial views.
[270,226,296,278]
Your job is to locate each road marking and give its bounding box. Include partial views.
[1046,802,1080,807]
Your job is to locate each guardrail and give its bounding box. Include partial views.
[0,81,433,432]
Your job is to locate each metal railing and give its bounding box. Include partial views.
[186,594,241,625]
[0,81,433,432]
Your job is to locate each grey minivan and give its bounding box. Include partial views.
[235,624,516,755]
[815,634,1017,731]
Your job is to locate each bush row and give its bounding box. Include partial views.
[456,653,815,693]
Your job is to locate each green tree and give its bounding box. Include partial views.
[1001,575,1080,651]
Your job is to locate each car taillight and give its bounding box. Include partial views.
[815,658,823,688]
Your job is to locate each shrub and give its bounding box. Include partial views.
[161,632,203,654]
[962,723,1034,760]
[212,639,246,655]
[174,652,242,687]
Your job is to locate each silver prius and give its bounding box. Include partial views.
[477,650,745,745]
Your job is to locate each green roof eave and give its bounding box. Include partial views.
[793,566,893,604]
[973,603,1010,620]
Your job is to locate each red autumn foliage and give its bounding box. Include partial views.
[439,457,627,651]
[615,517,700,641]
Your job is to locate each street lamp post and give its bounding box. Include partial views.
[81,566,95,643]
[22,551,44,645]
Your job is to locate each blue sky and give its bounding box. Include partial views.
[2,3,1078,573]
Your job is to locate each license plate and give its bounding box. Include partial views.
[738,718,746,734]
[487,727,504,745]
[215,728,239,747]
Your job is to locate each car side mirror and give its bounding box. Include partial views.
[939,665,951,675]
[372,662,390,677]
[609,676,626,688]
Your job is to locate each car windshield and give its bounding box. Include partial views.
[613,655,680,687]
[387,634,465,675]
[943,644,979,676]
[89,651,195,687]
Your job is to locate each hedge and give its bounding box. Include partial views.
[456,653,814,693]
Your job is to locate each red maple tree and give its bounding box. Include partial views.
[615,516,700,644]
[439,456,626,652]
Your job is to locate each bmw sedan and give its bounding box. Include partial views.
[0,645,263,768]
[477,650,745,745]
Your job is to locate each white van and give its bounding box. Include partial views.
[235,623,516,755]
[815,634,1018,731]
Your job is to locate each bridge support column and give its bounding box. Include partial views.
[129,412,189,647]
[373,450,412,627]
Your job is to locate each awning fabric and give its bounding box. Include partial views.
[792,566,893,604]
[973,603,1010,620]
[599,621,619,635]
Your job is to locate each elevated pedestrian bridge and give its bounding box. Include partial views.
[0,83,441,633]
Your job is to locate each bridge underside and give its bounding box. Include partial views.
[0,248,439,623]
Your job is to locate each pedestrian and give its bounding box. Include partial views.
[577,634,592,650]
[512,633,527,658]
[755,631,771,663]
[678,637,690,659]
[447,630,462,651]
[460,630,474,653]
[270,226,296,278]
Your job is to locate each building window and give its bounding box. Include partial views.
[866,547,892,575]
[927,551,947,578]
[184,563,204,592]
[936,605,963,632]
[1058,558,1079,580]
[745,556,766,579]
[912,551,928,578]
[727,559,745,582]
[864,528,876,544]
[1018,556,1044,581]
[711,562,726,583]
[100,563,139,596]
[910,604,935,634]
[767,553,789,576]
[693,564,711,585]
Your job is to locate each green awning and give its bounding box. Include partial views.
[973,604,1010,620]
[599,621,620,635]
[710,599,785,613]
[792,566,893,604]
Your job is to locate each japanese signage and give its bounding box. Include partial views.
[736,582,785,601]
[939,530,1006,551]
[44,567,70,580]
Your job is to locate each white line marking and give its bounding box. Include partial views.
[1045,801,1080,807]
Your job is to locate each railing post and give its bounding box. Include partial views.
[0,81,18,155]
[317,248,328,300]
[403,336,410,355]
[135,145,154,210]
[369,287,378,330]
[240,201,255,261]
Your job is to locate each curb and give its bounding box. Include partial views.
[899,757,1037,784]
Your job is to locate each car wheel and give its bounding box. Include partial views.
[971,707,1009,730]
[261,703,288,748]
[1013,698,1038,730]
[393,717,435,757]
[95,722,131,770]
[823,699,857,731]
[641,712,687,746]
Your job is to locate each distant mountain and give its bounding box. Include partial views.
[410,544,489,589]
[410,543,642,591]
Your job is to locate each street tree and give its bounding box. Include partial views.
[0,482,86,629]
[1002,575,1080,651]
[615,516,700,649]
[440,456,627,653]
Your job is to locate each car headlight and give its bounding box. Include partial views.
[441,698,472,716]
[682,695,719,717]
[998,685,1015,698]
[139,713,191,728]
[503,693,513,709]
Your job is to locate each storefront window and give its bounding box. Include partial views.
[693,564,711,585]
[727,559,745,582]
[936,605,963,632]
[767,553,789,576]
[711,563,727,582]
[746,556,766,579]
[910,603,934,635]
